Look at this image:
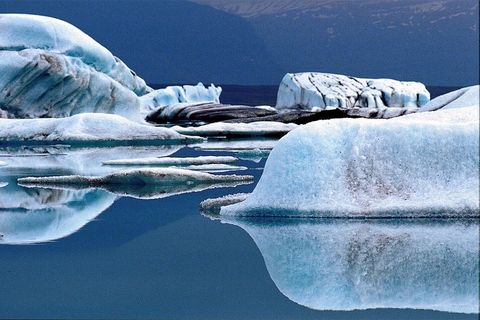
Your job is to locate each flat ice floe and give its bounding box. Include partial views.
[275,73,429,117]
[221,105,479,217]
[0,145,182,176]
[102,156,238,166]
[18,168,253,188]
[17,168,253,200]
[0,113,201,143]
[219,218,479,313]
[173,121,298,138]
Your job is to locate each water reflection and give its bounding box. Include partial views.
[217,217,479,313]
[0,185,116,244]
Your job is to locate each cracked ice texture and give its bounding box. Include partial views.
[0,14,221,121]
[221,105,479,217]
[275,73,430,117]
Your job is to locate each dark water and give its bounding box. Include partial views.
[0,86,477,319]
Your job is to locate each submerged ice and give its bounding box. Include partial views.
[221,106,479,217]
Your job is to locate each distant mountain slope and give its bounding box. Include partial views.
[195,0,479,86]
[0,0,283,85]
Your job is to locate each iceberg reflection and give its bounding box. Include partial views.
[0,182,116,244]
[219,217,479,313]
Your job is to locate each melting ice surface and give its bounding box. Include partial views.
[222,106,480,217]
[217,217,479,313]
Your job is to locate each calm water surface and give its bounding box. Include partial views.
[0,86,477,319]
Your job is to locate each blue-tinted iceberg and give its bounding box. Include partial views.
[0,14,221,121]
[221,105,479,217]
[219,218,479,313]
[276,73,430,118]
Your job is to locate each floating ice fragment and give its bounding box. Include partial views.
[200,193,249,216]
[18,168,253,188]
[103,156,238,166]
[174,121,298,138]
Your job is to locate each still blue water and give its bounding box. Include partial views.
[0,86,477,319]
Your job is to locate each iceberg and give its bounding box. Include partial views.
[0,113,201,144]
[217,218,479,313]
[0,14,221,120]
[102,156,238,166]
[221,106,479,217]
[173,121,298,138]
[275,73,430,118]
[419,85,479,112]
[200,193,249,216]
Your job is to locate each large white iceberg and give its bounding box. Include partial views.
[0,113,200,143]
[0,14,221,121]
[221,105,479,217]
[275,73,430,118]
[218,218,479,313]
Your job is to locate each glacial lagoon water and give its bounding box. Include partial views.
[0,86,478,319]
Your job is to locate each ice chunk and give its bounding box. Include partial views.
[146,102,276,124]
[140,84,222,116]
[17,168,253,200]
[276,73,430,116]
[222,106,479,217]
[18,168,253,188]
[419,85,479,112]
[173,121,298,138]
[200,193,249,216]
[102,156,238,166]
[0,113,201,143]
[0,160,6,166]
[219,218,479,313]
[0,14,221,120]
[192,139,277,151]
[0,188,116,244]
